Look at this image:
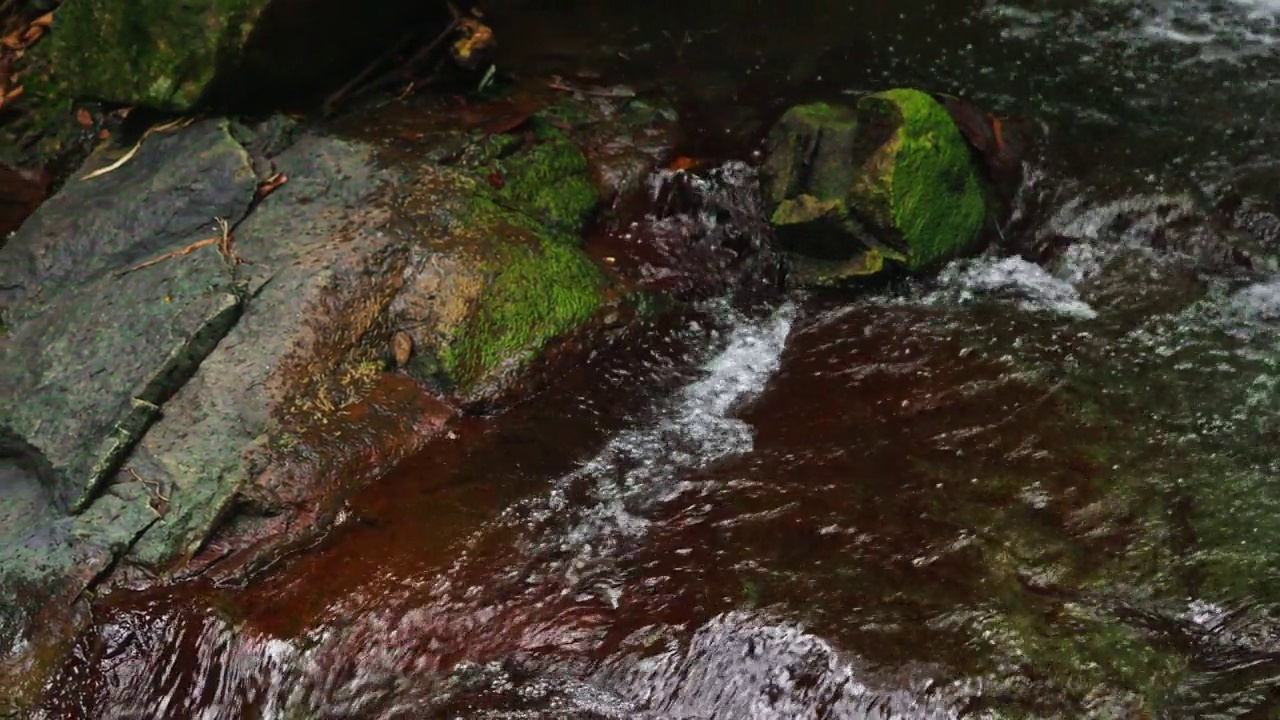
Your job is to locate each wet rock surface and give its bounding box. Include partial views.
[0,88,677,713]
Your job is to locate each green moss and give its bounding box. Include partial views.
[859,88,988,271]
[488,125,599,237]
[438,196,607,392]
[31,0,267,110]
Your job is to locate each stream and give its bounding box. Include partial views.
[35,0,1280,718]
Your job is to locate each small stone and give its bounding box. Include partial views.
[392,331,414,369]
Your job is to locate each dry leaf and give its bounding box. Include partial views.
[451,17,495,70]
[75,107,93,127]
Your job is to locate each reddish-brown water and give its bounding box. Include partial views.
[34,0,1280,717]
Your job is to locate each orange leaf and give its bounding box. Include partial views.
[668,156,700,172]
[75,107,93,127]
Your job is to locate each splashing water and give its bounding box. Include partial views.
[511,301,797,588]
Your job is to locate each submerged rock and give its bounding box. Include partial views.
[762,89,991,285]
[0,89,669,712]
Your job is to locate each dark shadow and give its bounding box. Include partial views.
[200,0,452,114]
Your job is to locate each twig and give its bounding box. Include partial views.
[81,117,196,180]
[214,216,243,265]
[115,236,219,277]
[114,216,238,277]
[353,19,458,104]
[323,30,417,115]
[128,467,169,518]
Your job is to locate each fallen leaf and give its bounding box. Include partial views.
[480,108,535,135]
[31,13,54,29]
[450,17,495,70]
[75,107,93,127]
[668,156,701,172]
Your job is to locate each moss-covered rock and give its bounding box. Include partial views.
[762,89,990,285]
[435,193,608,393]
[27,0,269,111]
[485,125,600,236]
[392,151,610,400]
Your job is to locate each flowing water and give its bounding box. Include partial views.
[35,1,1280,718]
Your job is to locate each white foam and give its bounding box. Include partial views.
[1230,276,1280,322]
[529,302,797,581]
[932,256,1097,319]
[612,611,964,719]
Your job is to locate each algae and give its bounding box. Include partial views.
[761,102,860,205]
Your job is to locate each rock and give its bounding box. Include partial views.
[390,162,610,400]
[0,89,669,711]
[23,0,445,112]
[356,95,676,402]
[0,118,257,513]
[761,89,991,285]
[26,0,268,111]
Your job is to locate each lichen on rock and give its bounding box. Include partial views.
[762,88,991,285]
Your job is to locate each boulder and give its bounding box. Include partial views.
[761,89,991,285]
[23,0,444,112]
[0,88,674,713]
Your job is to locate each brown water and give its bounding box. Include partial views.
[35,1,1280,718]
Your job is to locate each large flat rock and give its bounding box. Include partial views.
[1,120,256,514]
[0,90,680,712]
